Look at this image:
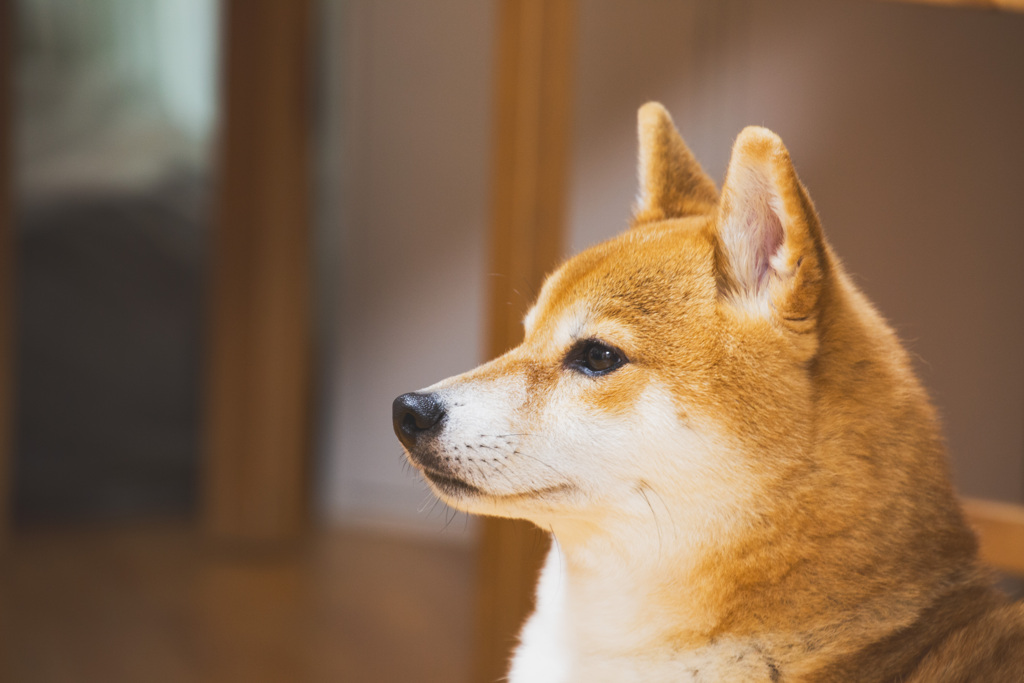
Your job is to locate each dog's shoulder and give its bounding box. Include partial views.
[813,580,1024,682]
[907,598,1024,682]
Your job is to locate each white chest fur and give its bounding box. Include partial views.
[507,542,784,683]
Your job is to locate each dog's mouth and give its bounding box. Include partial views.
[421,468,483,497]
[420,465,575,503]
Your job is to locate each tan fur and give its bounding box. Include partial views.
[394,102,1024,682]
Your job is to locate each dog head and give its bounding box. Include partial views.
[392,103,946,553]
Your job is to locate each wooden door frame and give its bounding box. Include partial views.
[202,0,314,545]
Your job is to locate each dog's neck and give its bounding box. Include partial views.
[550,517,761,642]
[554,526,718,643]
[513,531,796,683]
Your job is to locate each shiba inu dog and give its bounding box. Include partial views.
[392,103,1024,682]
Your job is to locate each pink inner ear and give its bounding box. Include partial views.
[752,196,785,287]
[722,162,790,296]
[731,182,785,293]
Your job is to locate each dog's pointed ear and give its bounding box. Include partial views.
[633,102,718,224]
[716,126,828,323]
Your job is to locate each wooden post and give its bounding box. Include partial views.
[963,498,1024,578]
[474,1,576,680]
[203,0,312,544]
[0,0,13,549]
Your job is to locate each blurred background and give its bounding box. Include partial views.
[0,0,1022,681]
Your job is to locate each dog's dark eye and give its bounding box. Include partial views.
[586,344,619,372]
[566,340,627,376]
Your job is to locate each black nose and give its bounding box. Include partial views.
[393,392,445,449]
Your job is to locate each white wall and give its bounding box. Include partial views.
[319,0,495,533]
[569,0,1024,502]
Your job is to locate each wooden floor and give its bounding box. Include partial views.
[0,523,476,683]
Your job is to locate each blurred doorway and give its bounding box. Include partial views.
[11,0,219,524]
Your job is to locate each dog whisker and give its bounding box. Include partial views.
[477,457,520,492]
[478,432,555,449]
[645,483,678,540]
[508,449,574,484]
[637,485,663,560]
